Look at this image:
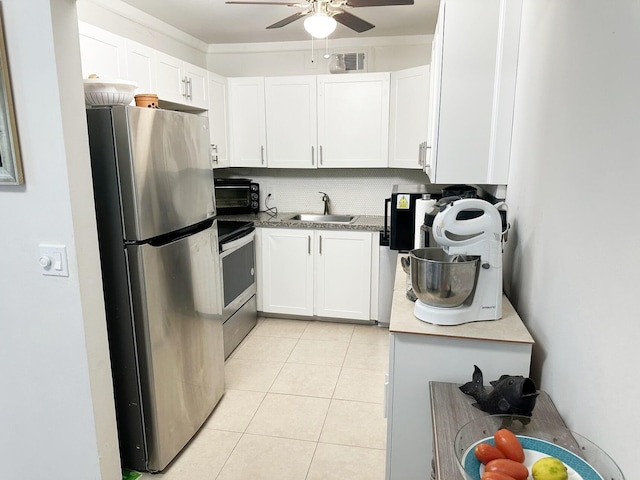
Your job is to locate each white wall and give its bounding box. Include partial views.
[504,1,640,475]
[207,36,431,76]
[0,0,120,478]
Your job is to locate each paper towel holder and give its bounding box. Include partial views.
[414,193,436,249]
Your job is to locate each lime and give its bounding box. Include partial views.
[531,456,568,480]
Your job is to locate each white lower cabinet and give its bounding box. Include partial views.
[385,326,533,479]
[260,228,375,320]
[260,228,314,317]
[315,230,373,320]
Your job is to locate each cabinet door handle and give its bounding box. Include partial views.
[311,146,315,166]
[182,76,188,98]
[319,145,323,165]
[418,142,424,166]
[424,144,432,168]
[261,145,265,165]
[188,77,193,100]
[211,144,218,164]
[319,235,322,254]
[308,235,311,255]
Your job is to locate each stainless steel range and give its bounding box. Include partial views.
[217,220,258,358]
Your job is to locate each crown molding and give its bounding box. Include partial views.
[78,0,209,53]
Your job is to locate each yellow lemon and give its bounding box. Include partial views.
[531,456,568,480]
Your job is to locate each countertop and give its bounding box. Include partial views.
[217,211,386,232]
[389,255,534,344]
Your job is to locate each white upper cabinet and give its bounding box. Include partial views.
[265,76,317,169]
[78,22,209,111]
[389,65,430,169]
[228,77,267,168]
[155,52,208,110]
[317,72,390,168]
[126,40,156,95]
[78,22,127,79]
[208,72,229,169]
[154,52,184,104]
[227,73,390,169]
[183,63,208,109]
[426,0,523,185]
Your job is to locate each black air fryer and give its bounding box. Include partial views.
[384,184,431,252]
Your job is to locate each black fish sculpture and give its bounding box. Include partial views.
[459,365,539,416]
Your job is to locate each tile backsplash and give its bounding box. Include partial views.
[216,168,431,216]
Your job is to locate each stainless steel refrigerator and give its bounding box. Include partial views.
[86,106,224,472]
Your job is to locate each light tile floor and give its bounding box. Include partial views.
[140,317,390,480]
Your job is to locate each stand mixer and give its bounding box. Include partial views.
[412,198,505,326]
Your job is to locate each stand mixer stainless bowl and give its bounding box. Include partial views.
[411,198,505,326]
[410,248,479,308]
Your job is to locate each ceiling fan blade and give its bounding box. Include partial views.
[267,10,310,29]
[225,1,304,5]
[345,0,413,6]
[332,10,375,33]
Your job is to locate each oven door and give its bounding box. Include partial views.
[220,230,256,322]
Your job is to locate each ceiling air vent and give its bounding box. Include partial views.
[343,52,366,71]
[329,52,367,73]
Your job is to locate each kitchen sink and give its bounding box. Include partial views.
[285,214,356,224]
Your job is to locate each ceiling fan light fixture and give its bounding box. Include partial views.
[304,12,337,39]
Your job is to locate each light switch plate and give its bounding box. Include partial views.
[39,244,69,277]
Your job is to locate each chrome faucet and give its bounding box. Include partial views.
[319,191,330,215]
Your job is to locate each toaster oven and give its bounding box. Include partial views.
[214,178,259,215]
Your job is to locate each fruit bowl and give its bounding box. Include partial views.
[454,415,624,480]
[83,77,138,106]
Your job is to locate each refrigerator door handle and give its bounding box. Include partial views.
[147,218,214,247]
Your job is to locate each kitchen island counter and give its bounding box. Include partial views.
[218,212,385,232]
[389,256,534,344]
[385,255,534,480]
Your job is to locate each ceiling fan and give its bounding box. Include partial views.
[225,0,414,38]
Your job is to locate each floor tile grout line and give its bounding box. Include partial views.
[315,439,387,451]
[213,368,274,479]
[212,428,387,452]
[212,428,243,480]
[312,323,352,463]
[304,441,321,480]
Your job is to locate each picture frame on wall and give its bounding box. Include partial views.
[0,7,23,186]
